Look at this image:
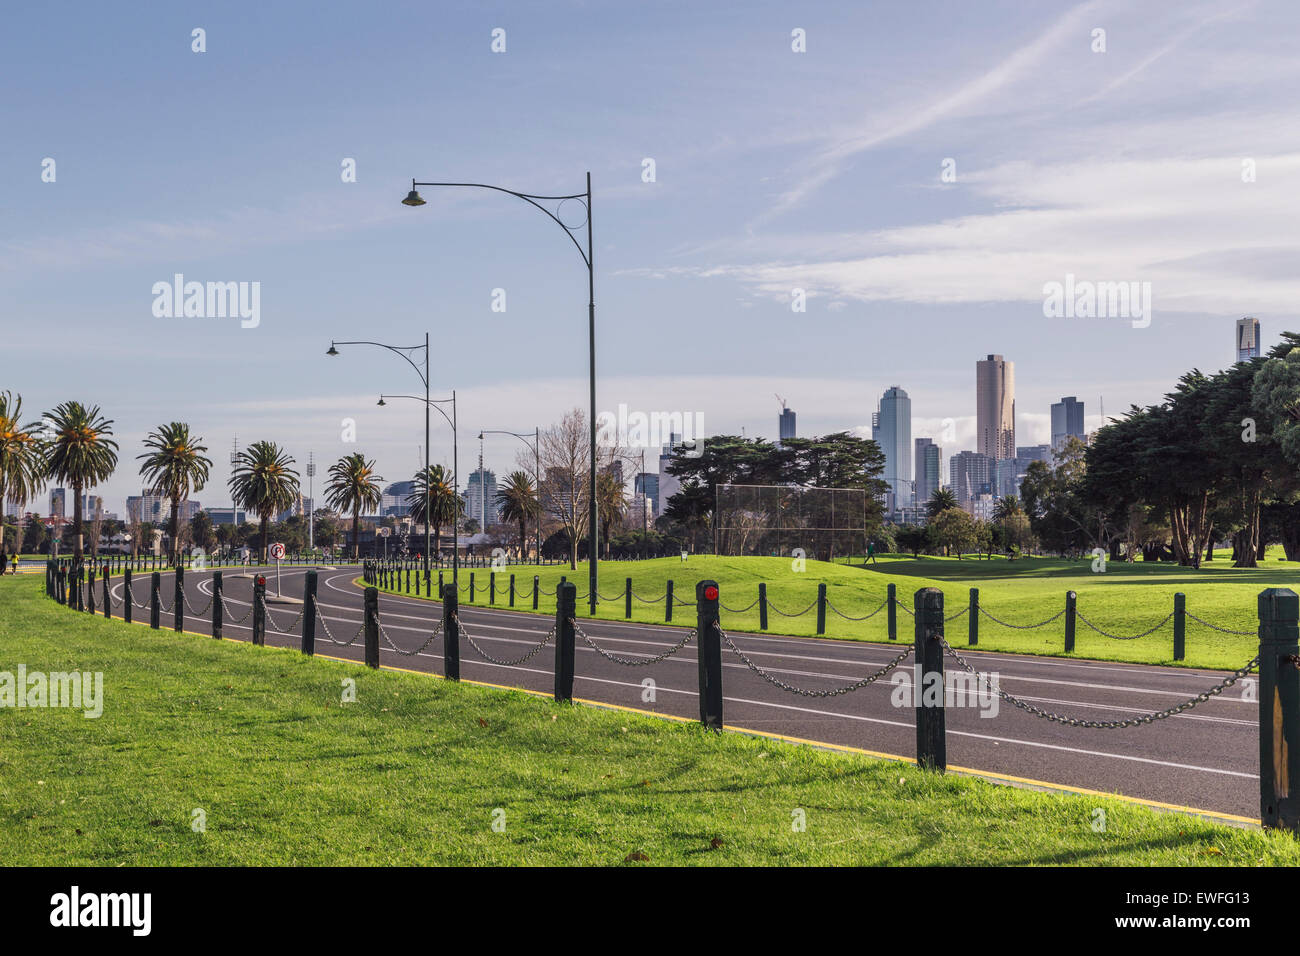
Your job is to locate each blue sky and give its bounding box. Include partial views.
[4,0,1296,513]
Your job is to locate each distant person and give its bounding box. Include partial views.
[8,553,16,575]
[866,540,877,564]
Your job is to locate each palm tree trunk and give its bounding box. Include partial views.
[73,481,84,561]
[170,493,181,566]
[260,516,269,563]
[351,509,360,561]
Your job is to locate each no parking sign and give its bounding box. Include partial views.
[269,542,286,595]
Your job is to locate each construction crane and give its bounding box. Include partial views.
[775,393,787,410]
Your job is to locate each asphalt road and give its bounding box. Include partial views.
[97,564,1260,820]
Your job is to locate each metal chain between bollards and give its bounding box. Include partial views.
[978,606,1065,629]
[575,623,695,666]
[826,596,889,621]
[257,596,305,634]
[456,616,555,667]
[315,607,364,647]
[766,597,818,618]
[717,623,913,698]
[379,620,443,656]
[938,635,1258,729]
[1184,611,1256,636]
[220,598,254,625]
[184,592,214,616]
[1075,609,1173,641]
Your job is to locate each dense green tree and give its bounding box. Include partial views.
[312,509,341,549]
[895,523,930,557]
[928,507,977,558]
[189,510,215,553]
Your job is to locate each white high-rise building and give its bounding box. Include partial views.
[465,469,499,528]
[872,386,912,509]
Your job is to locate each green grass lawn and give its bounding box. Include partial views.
[2,575,1295,865]
[376,553,1287,670]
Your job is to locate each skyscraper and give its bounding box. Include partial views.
[778,406,796,442]
[950,451,993,512]
[976,354,1015,461]
[914,438,941,509]
[634,472,660,516]
[658,433,683,511]
[1237,317,1261,362]
[1050,396,1085,452]
[464,469,498,528]
[872,386,912,508]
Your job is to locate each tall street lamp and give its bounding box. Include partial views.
[379,392,458,584]
[479,427,541,565]
[326,336,434,575]
[402,174,599,613]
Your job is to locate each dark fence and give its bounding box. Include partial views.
[360,560,1250,661]
[43,560,1294,831]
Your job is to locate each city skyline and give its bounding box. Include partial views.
[10,323,1254,519]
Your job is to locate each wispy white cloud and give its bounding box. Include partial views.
[752,0,1109,226]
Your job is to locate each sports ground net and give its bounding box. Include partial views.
[713,484,867,561]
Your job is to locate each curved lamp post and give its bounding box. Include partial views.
[380,392,458,585]
[479,427,541,565]
[326,336,434,575]
[402,174,599,613]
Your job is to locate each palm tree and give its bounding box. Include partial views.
[496,471,538,560]
[228,441,300,562]
[595,471,627,559]
[43,402,118,561]
[138,422,212,565]
[926,487,958,519]
[407,465,461,560]
[324,453,383,561]
[992,495,1022,523]
[0,392,46,556]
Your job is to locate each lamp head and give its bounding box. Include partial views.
[377,397,386,407]
[326,344,339,356]
[402,189,426,207]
